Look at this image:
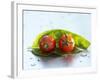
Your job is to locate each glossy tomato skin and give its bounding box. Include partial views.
[59,34,75,52]
[39,35,56,52]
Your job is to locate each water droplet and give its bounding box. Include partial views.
[80,61,82,62]
[80,53,87,57]
[37,59,40,62]
[31,64,36,66]
[30,58,33,60]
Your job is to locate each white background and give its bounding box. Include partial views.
[0,0,100,80]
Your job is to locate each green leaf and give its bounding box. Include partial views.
[31,47,84,57]
[31,29,91,57]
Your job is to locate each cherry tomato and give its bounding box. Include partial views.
[39,35,56,52]
[59,34,75,52]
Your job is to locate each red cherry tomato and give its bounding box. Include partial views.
[39,35,56,52]
[59,34,75,52]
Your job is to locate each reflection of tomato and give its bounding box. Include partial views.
[39,35,56,52]
[59,34,75,52]
[64,54,73,63]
